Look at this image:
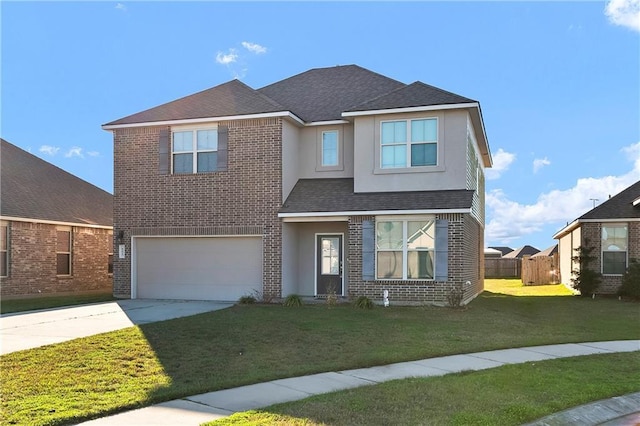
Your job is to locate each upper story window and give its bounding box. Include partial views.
[56,227,72,276]
[602,224,627,275]
[381,118,437,168]
[322,130,339,167]
[172,129,218,174]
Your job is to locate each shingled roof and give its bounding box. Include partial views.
[258,65,405,122]
[105,79,286,126]
[1,139,113,226]
[104,65,481,126]
[279,178,474,214]
[579,180,640,221]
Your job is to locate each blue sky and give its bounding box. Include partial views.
[2,1,639,251]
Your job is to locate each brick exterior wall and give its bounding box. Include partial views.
[581,221,640,294]
[112,118,283,299]
[347,213,484,305]
[0,221,112,297]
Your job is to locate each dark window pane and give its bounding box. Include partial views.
[197,152,217,172]
[173,153,193,174]
[108,254,114,274]
[603,251,626,275]
[57,253,70,275]
[411,143,437,166]
[0,252,6,277]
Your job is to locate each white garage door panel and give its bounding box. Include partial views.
[136,237,262,301]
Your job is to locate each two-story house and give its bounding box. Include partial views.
[103,65,492,305]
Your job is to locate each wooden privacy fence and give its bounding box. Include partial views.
[485,258,521,278]
[521,253,560,286]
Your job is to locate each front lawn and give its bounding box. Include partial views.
[1,282,638,425]
[213,352,640,425]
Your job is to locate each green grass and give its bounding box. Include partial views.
[2,281,638,425]
[0,292,115,314]
[212,352,640,426]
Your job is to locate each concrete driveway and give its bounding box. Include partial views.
[0,299,232,355]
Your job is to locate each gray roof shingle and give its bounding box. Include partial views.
[579,180,640,220]
[503,245,540,259]
[258,65,406,122]
[105,80,286,126]
[280,178,474,214]
[346,81,476,113]
[1,139,113,226]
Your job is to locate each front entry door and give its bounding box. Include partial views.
[317,235,343,296]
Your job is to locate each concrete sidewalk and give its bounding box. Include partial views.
[0,299,232,355]
[80,340,640,426]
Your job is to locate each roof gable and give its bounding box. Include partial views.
[105,79,286,126]
[1,139,113,226]
[503,245,540,259]
[258,65,405,122]
[346,81,476,113]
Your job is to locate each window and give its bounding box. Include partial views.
[376,218,435,279]
[602,224,627,275]
[172,129,218,174]
[322,130,339,167]
[107,233,113,275]
[56,228,72,275]
[1,223,8,277]
[381,118,437,168]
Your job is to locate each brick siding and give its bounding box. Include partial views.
[347,213,484,305]
[0,221,112,297]
[581,221,640,294]
[112,118,283,299]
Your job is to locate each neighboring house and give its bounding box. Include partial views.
[489,246,513,257]
[102,65,492,305]
[503,245,540,259]
[0,139,113,298]
[554,181,640,294]
[484,247,503,259]
[530,244,558,258]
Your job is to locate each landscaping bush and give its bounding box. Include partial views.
[571,243,601,297]
[283,294,304,307]
[618,259,640,299]
[353,296,374,309]
[238,295,257,304]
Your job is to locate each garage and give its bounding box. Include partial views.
[133,236,262,301]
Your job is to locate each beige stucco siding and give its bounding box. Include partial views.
[296,125,355,180]
[282,120,300,201]
[353,110,470,193]
[558,227,581,285]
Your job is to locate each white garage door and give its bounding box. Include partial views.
[134,236,262,301]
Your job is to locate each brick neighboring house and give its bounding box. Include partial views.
[554,180,640,294]
[103,65,492,305]
[0,139,113,298]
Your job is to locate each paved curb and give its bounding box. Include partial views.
[80,340,640,425]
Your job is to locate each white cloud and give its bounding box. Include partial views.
[241,41,267,54]
[485,148,516,180]
[216,49,238,65]
[533,157,551,173]
[115,3,127,12]
[486,142,640,244]
[605,0,640,32]
[39,145,60,156]
[65,147,84,158]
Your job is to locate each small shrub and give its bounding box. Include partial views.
[353,296,374,309]
[618,259,640,299]
[571,242,601,297]
[237,295,256,305]
[283,294,304,307]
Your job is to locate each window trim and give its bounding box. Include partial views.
[375,215,436,281]
[602,223,628,276]
[316,127,344,171]
[56,226,72,276]
[171,125,219,174]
